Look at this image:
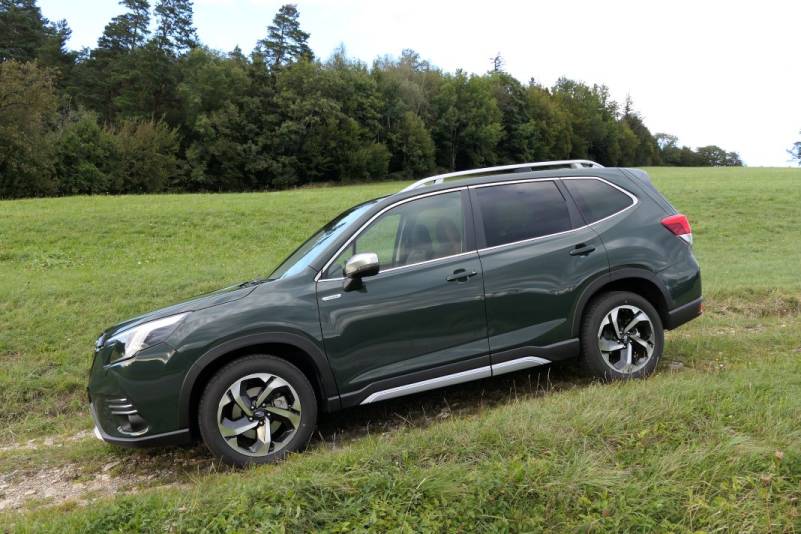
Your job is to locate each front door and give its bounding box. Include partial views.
[316,190,490,405]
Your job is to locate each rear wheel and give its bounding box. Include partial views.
[198,355,317,466]
[579,291,664,380]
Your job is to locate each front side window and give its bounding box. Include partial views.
[563,179,634,223]
[325,191,465,278]
[473,181,572,248]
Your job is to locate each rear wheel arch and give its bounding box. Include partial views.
[571,269,672,337]
[179,333,339,437]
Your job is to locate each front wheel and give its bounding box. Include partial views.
[198,355,317,466]
[579,291,664,380]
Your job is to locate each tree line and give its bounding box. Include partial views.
[0,0,744,199]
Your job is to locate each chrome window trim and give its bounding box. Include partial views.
[315,176,637,282]
[319,251,476,283]
[473,176,637,254]
[375,250,476,276]
[316,187,468,282]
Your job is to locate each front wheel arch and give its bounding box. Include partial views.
[179,334,339,437]
[197,354,318,465]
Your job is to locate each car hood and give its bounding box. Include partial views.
[102,282,261,339]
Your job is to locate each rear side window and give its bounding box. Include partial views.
[563,179,634,223]
[473,181,572,248]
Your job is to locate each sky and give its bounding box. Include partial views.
[38,0,801,167]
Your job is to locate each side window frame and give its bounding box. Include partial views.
[468,179,579,250]
[319,188,476,280]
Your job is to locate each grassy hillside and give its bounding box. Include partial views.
[2,167,801,530]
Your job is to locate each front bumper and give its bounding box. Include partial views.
[87,340,191,445]
[90,402,191,448]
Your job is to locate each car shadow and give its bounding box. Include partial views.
[313,361,589,449]
[111,362,590,477]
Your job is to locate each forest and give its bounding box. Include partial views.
[0,0,744,199]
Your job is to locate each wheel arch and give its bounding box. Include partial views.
[571,268,673,337]
[178,333,340,437]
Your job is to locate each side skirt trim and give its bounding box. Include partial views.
[492,356,551,376]
[360,367,492,404]
[359,356,554,405]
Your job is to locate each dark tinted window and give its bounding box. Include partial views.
[474,181,571,248]
[564,179,633,223]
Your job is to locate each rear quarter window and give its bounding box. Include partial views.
[563,179,634,224]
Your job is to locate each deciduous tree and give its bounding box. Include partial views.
[0,60,57,197]
[789,132,801,166]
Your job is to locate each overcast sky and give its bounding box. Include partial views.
[39,0,801,167]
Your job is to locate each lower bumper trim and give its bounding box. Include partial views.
[90,402,192,448]
[666,296,703,330]
[94,423,192,448]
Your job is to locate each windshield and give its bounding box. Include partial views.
[269,199,381,279]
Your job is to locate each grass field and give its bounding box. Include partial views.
[1,167,801,531]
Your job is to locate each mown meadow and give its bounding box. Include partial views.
[2,166,801,531]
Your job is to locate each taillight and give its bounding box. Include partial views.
[661,214,692,245]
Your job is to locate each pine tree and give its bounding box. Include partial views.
[490,52,504,73]
[0,0,73,66]
[98,0,150,51]
[154,0,197,55]
[256,4,313,68]
[0,0,46,61]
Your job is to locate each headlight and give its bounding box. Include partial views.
[106,313,189,364]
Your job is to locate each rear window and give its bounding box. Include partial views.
[473,181,572,248]
[563,179,634,224]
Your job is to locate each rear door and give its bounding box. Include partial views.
[316,189,490,405]
[469,179,609,368]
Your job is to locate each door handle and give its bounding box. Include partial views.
[569,244,596,256]
[446,269,478,282]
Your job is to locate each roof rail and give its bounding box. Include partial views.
[399,160,604,193]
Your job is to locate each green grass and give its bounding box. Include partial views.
[2,166,801,530]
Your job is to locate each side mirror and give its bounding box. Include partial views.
[343,252,379,290]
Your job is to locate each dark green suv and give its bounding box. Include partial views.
[88,161,702,466]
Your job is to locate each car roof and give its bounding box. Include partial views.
[382,166,630,207]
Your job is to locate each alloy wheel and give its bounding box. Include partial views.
[597,305,656,374]
[216,372,302,457]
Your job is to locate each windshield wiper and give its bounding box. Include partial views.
[237,277,272,288]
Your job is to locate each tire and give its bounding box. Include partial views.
[579,291,664,380]
[198,354,317,467]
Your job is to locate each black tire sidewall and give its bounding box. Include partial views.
[198,354,318,467]
[580,291,664,380]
